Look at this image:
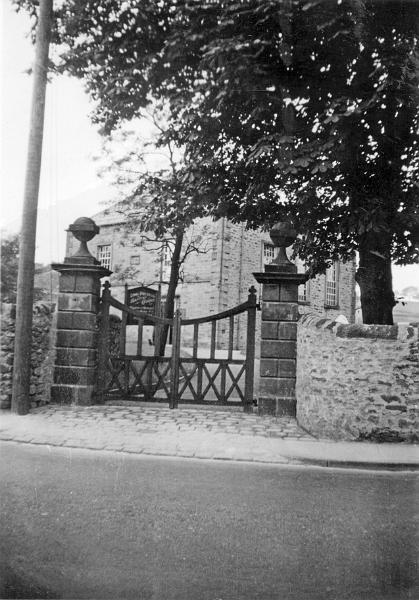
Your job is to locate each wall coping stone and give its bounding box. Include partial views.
[336,323,398,339]
[298,312,418,341]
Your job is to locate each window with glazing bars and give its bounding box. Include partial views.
[297,260,309,302]
[325,262,338,306]
[263,243,276,264]
[298,283,308,302]
[97,244,112,270]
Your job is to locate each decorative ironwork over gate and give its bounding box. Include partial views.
[97,282,258,411]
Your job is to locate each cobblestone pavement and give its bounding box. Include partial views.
[0,402,315,464]
[2,403,418,468]
[4,403,314,438]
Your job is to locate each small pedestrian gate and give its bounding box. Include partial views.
[97,282,259,411]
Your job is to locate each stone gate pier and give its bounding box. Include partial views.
[51,217,110,405]
[254,222,306,416]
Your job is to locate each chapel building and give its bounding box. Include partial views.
[66,209,357,352]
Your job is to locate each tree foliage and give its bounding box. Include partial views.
[1,233,52,303]
[95,108,207,239]
[1,234,20,303]
[93,110,210,353]
[15,0,419,323]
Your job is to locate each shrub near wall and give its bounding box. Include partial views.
[0,302,56,409]
[296,314,419,442]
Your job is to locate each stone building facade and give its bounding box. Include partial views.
[66,209,357,352]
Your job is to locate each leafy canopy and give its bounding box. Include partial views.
[16,0,419,277]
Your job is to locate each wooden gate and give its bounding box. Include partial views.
[97,282,258,412]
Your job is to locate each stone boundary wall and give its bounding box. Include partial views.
[296,313,419,442]
[0,302,56,409]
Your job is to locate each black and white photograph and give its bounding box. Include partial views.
[1,1,418,598]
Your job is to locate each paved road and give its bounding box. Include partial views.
[1,442,418,600]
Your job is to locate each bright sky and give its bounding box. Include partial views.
[1,3,109,263]
[0,2,418,292]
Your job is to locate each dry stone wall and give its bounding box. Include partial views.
[296,313,419,442]
[0,302,56,409]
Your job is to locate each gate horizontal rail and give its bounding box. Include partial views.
[108,295,173,326]
[181,300,256,324]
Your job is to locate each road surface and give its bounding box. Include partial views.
[0,442,417,599]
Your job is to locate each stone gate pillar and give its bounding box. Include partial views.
[51,217,111,405]
[254,222,306,416]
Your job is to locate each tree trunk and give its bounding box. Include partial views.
[355,233,396,325]
[156,230,184,356]
[11,0,53,415]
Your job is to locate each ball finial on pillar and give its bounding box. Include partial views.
[267,221,298,273]
[67,217,100,264]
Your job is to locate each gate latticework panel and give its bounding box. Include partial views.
[97,282,258,411]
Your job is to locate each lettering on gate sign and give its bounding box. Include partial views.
[127,286,158,325]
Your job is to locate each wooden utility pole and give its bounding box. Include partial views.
[11,0,53,414]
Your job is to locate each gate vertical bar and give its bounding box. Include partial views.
[197,363,203,400]
[244,286,257,413]
[193,323,199,358]
[136,318,143,355]
[220,364,227,403]
[120,285,128,356]
[169,310,181,408]
[96,281,111,403]
[146,360,153,401]
[210,321,216,358]
[121,284,129,394]
[228,316,234,361]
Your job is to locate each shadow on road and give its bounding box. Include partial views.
[0,564,57,599]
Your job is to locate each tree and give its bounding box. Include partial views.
[11,0,53,415]
[164,0,418,325]
[21,0,419,324]
[14,0,210,352]
[0,234,53,303]
[95,111,209,354]
[1,234,20,303]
